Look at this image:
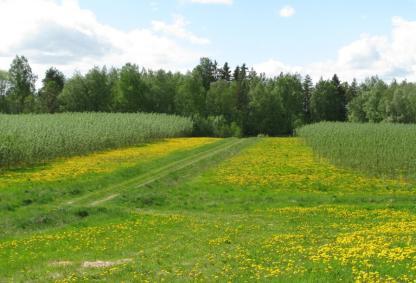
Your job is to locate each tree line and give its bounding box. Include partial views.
[1,55,416,136]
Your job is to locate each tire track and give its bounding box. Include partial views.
[64,138,249,207]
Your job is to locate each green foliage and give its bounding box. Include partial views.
[206,80,235,121]
[219,62,231,81]
[0,70,10,113]
[193,57,218,91]
[298,122,416,178]
[0,56,350,135]
[4,55,416,137]
[347,92,368,122]
[0,112,193,168]
[83,67,113,111]
[175,71,206,116]
[272,73,304,133]
[0,70,8,81]
[38,67,65,113]
[144,70,178,114]
[7,56,37,113]
[302,74,313,123]
[347,77,416,124]
[116,63,149,112]
[247,79,284,135]
[246,74,303,136]
[59,68,117,112]
[310,76,347,122]
[191,115,241,137]
[58,73,88,111]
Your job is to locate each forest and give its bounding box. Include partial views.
[1,55,416,136]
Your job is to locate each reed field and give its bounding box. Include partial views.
[0,112,192,168]
[297,122,416,179]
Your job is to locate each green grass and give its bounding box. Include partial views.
[0,137,415,282]
[297,121,416,178]
[0,112,192,168]
[0,138,247,237]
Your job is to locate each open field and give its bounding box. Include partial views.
[0,113,192,168]
[1,137,415,282]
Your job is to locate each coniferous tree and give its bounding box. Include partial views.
[346,78,358,103]
[233,64,250,134]
[248,67,257,81]
[302,75,313,123]
[219,62,231,81]
[233,66,240,81]
[240,64,248,80]
[310,78,338,122]
[331,74,347,121]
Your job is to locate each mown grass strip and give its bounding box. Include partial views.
[69,138,248,207]
[0,137,256,239]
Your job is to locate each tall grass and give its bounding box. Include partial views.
[297,122,416,178]
[0,112,192,168]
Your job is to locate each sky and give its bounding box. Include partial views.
[1,0,416,83]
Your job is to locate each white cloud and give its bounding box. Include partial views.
[152,15,210,45]
[255,17,416,82]
[0,0,208,81]
[189,0,232,5]
[254,59,302,77]
[279,5,295,18]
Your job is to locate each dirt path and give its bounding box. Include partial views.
[64,138,250,207]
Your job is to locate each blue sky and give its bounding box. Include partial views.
[79,0,416,65]
[1,0,416,82]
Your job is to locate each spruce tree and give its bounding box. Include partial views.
[220,62,231,81]
[302,75,313,123]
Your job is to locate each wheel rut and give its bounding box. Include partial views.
[63,138,249,207]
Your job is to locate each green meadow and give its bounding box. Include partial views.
[1,135,415,282]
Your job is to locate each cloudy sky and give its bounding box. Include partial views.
[1,0,416,83]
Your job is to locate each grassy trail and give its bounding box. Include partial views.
[0,138,255,239]
[69,138,247,207]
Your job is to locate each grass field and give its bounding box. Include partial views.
[1,137,415,282]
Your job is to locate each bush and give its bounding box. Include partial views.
[192,115,241,137]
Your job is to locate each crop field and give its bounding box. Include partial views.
[0,113,192,168]
[298,122,416,178]
[1,136,416,282]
